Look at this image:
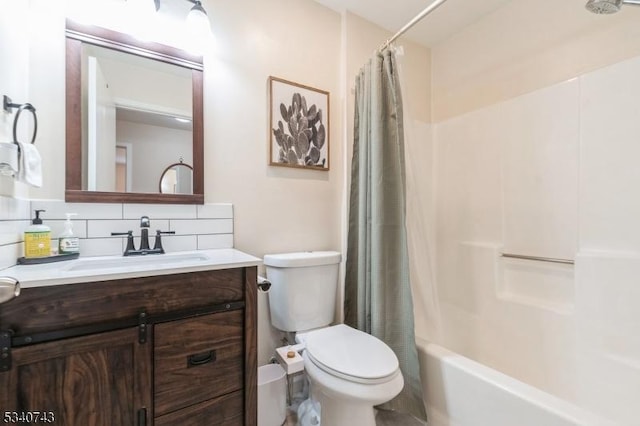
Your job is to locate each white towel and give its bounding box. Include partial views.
[0,143,19,176]
[16,142,42,187]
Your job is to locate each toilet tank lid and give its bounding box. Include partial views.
[263,251,341,267]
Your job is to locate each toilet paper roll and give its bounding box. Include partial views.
[257,275,272,292]
[0,143,19,176]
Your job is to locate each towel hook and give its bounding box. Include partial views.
[3,95,37,146]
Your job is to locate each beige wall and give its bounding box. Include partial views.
[202,0,342,257]
[345,12,431,125]
[432,0,640,122]
[0,2,29,143]
[0,1,33,198]
[201,0,344,362]
[25,0,66,200]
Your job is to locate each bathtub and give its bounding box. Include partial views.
[416,338,615,426]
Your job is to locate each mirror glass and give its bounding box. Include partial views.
[65,20,204,204]
[80,44,193,193]
[159,161,193,194]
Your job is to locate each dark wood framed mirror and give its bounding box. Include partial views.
[65,19,204,204]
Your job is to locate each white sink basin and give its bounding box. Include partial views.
[65,252,212,272]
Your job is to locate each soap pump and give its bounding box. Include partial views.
[58,213,79,255]
[24,209,51,258]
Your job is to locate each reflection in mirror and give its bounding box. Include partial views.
[81,44,193,193]
[115,145,130,192]
[160,160,193,194]
[65,20,204,204]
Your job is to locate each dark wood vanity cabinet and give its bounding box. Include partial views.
[0,267,257,426]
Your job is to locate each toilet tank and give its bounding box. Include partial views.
[264,251,341,332]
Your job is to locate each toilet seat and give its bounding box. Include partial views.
[304,324,399,384]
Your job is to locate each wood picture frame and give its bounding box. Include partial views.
[268,76,330,171]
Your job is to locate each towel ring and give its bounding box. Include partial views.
[12,103,37,146]
[3,96,37,145]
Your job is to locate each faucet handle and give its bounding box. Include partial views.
[140,216,150,228]
[111,231,136,255]
[153,230,175,253]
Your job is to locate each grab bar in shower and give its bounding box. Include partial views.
[501,253,574,265]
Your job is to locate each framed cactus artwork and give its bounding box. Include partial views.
[268,76,330,170]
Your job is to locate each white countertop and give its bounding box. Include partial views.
[2,249,262,289]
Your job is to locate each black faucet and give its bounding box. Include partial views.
[139,216,151,251]
[153,229,175,254]
[110,231,136,255]
[111,216,175,256]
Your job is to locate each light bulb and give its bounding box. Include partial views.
[186,1,212,45]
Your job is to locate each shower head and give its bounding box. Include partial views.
[585,0,622,14]
[586,0,640,14]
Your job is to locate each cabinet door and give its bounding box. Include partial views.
[0,327,152,426]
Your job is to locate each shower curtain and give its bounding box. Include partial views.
[344,48,426,421]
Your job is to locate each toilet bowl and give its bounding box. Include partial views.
[264,251,403,425]
[297,324,404,426]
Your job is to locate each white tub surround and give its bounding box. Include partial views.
[418,340,613,426]
[431,54,640,425]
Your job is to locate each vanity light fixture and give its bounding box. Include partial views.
[187,1,210,30]
[152,0,212,38]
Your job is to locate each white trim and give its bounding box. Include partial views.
[116,142,134,192]
[112,97,191,120]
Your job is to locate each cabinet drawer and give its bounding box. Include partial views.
[154,310,244,416]
[0,268,244,335]
[155,390,243,426]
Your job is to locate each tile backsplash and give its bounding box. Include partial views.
[0,196,30,269]
[0,197,234,270]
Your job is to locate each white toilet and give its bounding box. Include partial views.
[264,251,404,426]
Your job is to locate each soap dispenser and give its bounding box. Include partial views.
[24,209,51,258]
[58,213,80,255]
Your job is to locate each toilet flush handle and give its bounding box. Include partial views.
[257,275,271,292]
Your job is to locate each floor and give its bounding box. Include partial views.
[285,410,297,426]
[375,409,427,426]
[284,408,427,425]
